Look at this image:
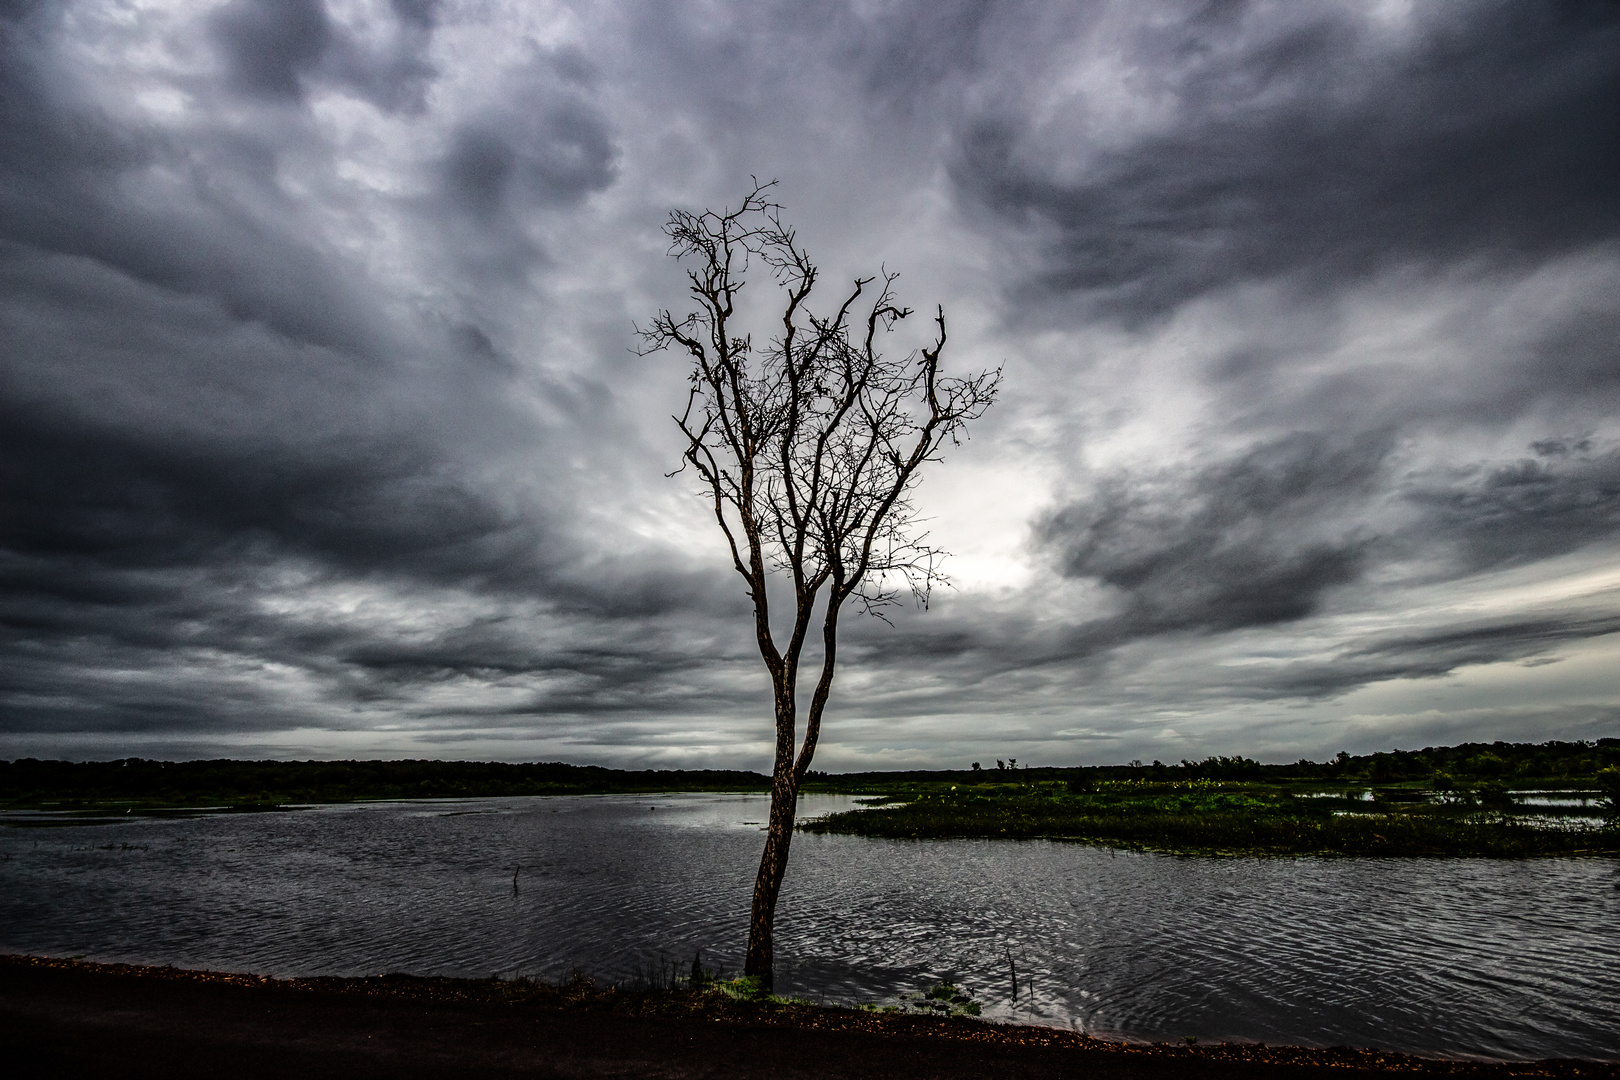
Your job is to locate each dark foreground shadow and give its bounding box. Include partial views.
[2,956,1613,1080]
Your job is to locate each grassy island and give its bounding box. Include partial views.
[800,774,1619,857]
[796,740,1620,856]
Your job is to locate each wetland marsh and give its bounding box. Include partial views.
[4,791,1618,1060]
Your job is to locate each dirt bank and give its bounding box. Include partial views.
[3,956,1612,1079]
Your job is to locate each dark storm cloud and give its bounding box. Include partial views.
[0,2,523,587]
[0,599,752,738]
[0,20,381,363]
[1409,441,1620,574]
[0,275,727,683]
[443,102,618,217]
[0,1,689,750]
[210,0,332,100]
[2,0,1617,764]
[432,50,619,282]
[950,0,1620,317]
[1196,278,1620,441]
[1344,612,1620,681]
[1250,612,1620,701]
[1039,431,1389,638]
[0,358,570,727]
[0,399,537,588]
[1028,429,1620,694]
[0,236,506,567]
[209,0,439,111]
[1514,292,1620,411]
[390,0,438,31]
[443,126,514,218]
[933,0,1620,723]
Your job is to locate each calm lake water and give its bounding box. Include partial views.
[3,793,1617,1061]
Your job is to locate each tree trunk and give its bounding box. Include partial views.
[743,763,799,988]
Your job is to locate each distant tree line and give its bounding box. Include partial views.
[3,739,1616,809]
[0,758,770,809]
[804,739,1620,791]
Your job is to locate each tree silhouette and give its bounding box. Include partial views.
[639,181,999,986]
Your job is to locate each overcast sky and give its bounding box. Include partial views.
[2,0,1617,769]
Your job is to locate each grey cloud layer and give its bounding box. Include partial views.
[1034,434,1620,653]
[949,0,1620,318]
[211,0,439,110]
[2,0,1617,766]
[1039,431,1387,638]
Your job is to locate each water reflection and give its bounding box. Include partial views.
[2,793,1616,1060]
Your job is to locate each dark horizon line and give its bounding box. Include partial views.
[5,735,1617,775]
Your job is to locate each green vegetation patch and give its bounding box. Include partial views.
[800,780,1619,857]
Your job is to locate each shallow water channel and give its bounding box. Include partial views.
[3,793,1617,1060]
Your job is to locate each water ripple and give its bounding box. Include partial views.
[3,794,1616,1059]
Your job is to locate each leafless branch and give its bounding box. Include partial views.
[640,182,999,987]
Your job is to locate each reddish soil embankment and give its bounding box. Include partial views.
[3,955,1614,1080]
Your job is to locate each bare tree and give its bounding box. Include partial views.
[637,182,999,988]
